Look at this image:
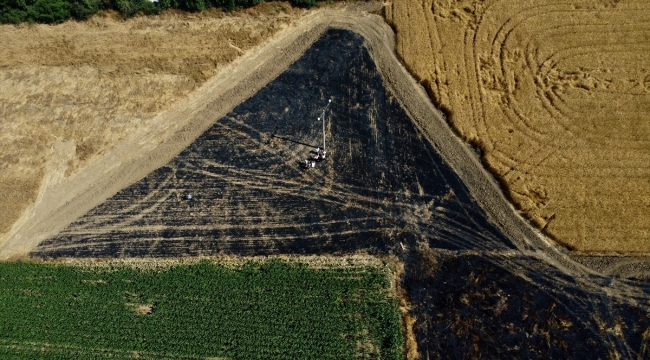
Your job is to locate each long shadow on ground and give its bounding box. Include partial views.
[32,29,650,358]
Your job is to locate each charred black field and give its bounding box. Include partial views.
[33,29,515,258]
[30,29,650,358]
[402,251,650,359]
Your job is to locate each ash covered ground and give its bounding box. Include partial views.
[33,29,650,358]
[34,29,513,258]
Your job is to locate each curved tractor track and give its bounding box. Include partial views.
[385,0,650,255]
[2,3,650,358]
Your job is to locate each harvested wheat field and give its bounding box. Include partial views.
[0,3,310,246]
[384,0,650,253]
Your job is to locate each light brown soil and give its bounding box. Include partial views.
[127,303,154,315]
[54,254,388,271]
[388,255,420,360]
[384,0,650,252]
[0,3,307,242]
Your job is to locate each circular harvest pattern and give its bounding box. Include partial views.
[386,0,650,252]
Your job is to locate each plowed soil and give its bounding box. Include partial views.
[0,3,309,243]
[384,0,650,252]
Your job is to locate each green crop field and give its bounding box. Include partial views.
[0,260,403,359]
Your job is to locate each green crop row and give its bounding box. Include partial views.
[0,0,326,25]
[0,260,403,359]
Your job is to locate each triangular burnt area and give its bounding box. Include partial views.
[33,29,515,258]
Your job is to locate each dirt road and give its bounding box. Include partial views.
[0,4,307,240]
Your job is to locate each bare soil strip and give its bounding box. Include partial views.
[51,254,388,270]
[570,254,650,278]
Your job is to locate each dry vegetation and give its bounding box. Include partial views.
[0,3,309,238]
[385,0,650,252]
[55,254,387,271]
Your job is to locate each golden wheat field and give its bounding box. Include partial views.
[0,4,307,238]
[385,0,650,252]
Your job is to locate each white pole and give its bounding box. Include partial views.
[321,99,331,151]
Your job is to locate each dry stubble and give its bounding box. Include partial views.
[0,3,308,238]
[385,0,650,252]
